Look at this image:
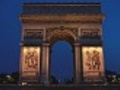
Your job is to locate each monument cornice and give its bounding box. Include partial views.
[20,14,104,24]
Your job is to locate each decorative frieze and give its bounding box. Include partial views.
[20,14,104,24]
[46,26,78,38]
[24,29,44,40]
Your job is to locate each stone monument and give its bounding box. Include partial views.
[19,3,105,84]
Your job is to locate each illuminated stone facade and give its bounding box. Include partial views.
[20,3,105,84]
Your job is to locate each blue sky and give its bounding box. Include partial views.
[0,0,120,81]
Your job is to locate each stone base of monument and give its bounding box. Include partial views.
[0,84,120,90]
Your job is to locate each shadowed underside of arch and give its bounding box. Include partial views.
[48,31,76,46]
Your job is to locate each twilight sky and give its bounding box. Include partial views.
[0,0,120,81]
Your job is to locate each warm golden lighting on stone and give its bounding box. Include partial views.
[82,46,104,82]
[21,46,40,79]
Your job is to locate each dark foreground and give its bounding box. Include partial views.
[0,84,120,90]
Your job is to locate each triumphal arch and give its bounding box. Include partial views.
[19,3,105,84]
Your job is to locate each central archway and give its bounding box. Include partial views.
[47,29,78,84]
[50,41,73,84]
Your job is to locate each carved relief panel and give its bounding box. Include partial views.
[81,29,101,38]
[24,29,44,40]
[21,46,40,81]
[82,46,104,82]
[46,26,78,41]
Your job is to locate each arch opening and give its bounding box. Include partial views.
[49,31,75,84]
[50,41,73,84]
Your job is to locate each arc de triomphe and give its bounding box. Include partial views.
[19,3,105,84]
